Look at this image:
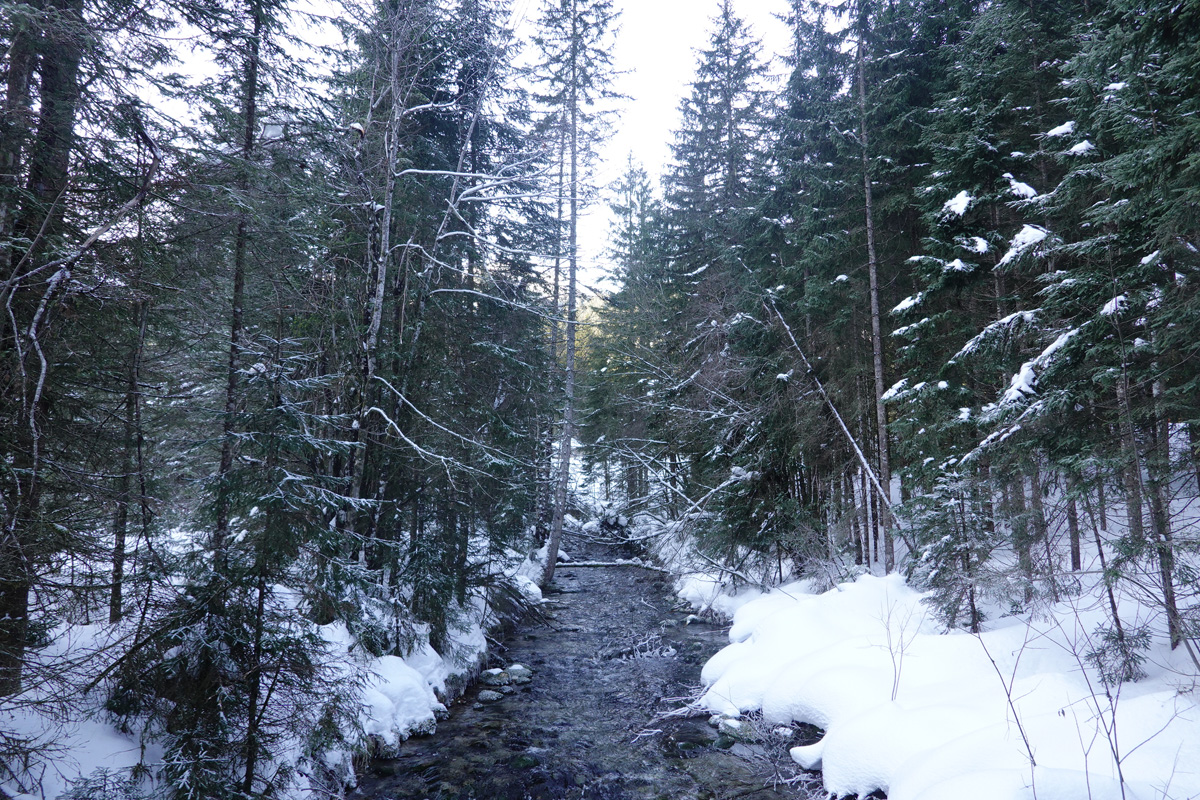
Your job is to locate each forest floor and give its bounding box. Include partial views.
[354,534,815,800]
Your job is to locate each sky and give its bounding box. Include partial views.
[509,0,794,291]
[158,0,793,291]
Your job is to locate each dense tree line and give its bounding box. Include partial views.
[0,0,618,794]
[586,0,1200,678]
[4,0,1198,791]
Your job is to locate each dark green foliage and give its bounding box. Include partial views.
[1,0,558,793]
[1086,623,1151,686]
[586,0,1200,674]
[903,472,999,631]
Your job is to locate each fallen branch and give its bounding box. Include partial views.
[558,560,672,575]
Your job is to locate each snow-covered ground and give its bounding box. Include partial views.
[680,570,1199,800]
[2,548,546,800]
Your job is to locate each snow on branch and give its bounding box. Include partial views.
[952,309,1040,363]
[891,292,926,315]
[941,190,972,218]
[999,327,1081,405]
[997,224,1051,268]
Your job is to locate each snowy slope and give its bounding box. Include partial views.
[689,573,1200,800]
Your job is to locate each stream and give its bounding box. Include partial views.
[355,537,816,800]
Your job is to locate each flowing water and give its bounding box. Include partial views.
[355,537,815,800]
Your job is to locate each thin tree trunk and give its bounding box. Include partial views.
[550,116,566,367]
[348,29,408,559]
[856,36,892,572]
[1115,380,1145,544]
[1097,468,1108,530]
[112,155,152,622]
[850,472,863,566]
[544,2,580,586]
[0,0,85,695]
[1147,380,1183,648]
[242,559,268,794]
[214,0,264,563]
[1081,491,1125,642]
[1029,462,1057,601]
[1189,423,1200,495]
[1010,476,1034,604]
[861,466,872,566]
[1066,494,1082,572]
[110,310,142,622]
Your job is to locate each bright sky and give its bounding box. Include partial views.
[510,0,793,291]
[163,0,793,292]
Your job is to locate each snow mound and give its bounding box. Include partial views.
[694,574,1200,800]
[362,655,445,747]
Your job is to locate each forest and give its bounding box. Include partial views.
[1,0,1198,795]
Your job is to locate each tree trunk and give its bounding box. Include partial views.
[1009,476,1034,604]
[1029,462,1056,601]
[111,178,151,622]
[544,2,580,586]
[1147,380,1183,648]
[1115,380,1145,544]
[1189,423,1200,495]
[856,36,892,572]
[850,472,863,566]
[214,0,264,563]
[1066,494,1082,572]
[0,0,85,696]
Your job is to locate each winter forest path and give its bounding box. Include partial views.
[355,536,800,799]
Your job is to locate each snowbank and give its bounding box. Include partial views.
[7,547,547,799]
[689,574,1200,800]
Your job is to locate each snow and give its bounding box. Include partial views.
[1045,120,1076,137]
[676,573,765,619]
[1000,327,1080,404]
[942,190,972,217]
[1036,327,1080,364]
[953,309,1039,361]
[7,546,543,798]
[361,655,444,746]
[892,292,926,315]
[882,378,909,402]
[1140,250,1161,266]
[4,700,155,800]
[892,318,930,338]
[1104,82,1127,91]
[1003,173,1038,199]
[943,258,972,273]
[1101,295,1126,316]
[686,574,1200,800]
[1001,362,1038,403]
[1066,140,1095,155]
[966,236,989,253]
[998,225,1050,267]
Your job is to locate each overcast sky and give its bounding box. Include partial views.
[510,0,794,290]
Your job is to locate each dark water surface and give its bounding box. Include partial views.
[354,539,804,800]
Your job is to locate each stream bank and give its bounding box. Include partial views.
[354,537,816,799]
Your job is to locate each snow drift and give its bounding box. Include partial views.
[690,573,1200,800]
